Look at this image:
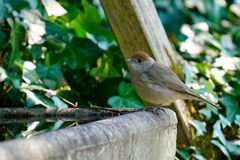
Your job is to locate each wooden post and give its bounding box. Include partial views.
[100,0,192,145]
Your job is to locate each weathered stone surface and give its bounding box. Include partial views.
[0,108,177,160]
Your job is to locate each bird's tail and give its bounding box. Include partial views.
[187,90,221,109]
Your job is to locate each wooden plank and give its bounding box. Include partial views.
[100,0,192,146]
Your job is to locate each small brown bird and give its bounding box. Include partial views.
[126,51,220,108]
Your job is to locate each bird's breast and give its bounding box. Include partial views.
[132,74,178,105]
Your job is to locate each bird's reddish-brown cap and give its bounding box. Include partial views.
[131,51,150,61]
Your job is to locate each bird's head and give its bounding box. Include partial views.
[126,51,155,73]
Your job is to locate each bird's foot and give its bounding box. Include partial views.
[144,106,166,115]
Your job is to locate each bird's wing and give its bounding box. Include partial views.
[145,62,191,94]
[144,62,220,108]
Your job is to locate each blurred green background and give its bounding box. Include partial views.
[0,0,239,159]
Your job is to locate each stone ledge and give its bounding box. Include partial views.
[0,108,177,160]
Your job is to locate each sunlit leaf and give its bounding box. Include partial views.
[22,61,39,84]
[41,0,67,17]
[22,89,55,108]
[192,154,207,160]
[0,67,7,82]
[211,140,231,160]
[218,114,231,129]
[107,96,122,108]
[184,63,193,85]
[51,96,68,108]
[235,115,240,126]
[226,140,240,156]
[199,107,212,119]
[189,119,207,136]
[213,121,226,146]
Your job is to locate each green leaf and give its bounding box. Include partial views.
[80,0,101,34]
[22,89,55,108]
[108,81,143,108]
[204,81,213,92]
[213,121,226,146]
[62,37,102,69]
[176,149,190,160]
[226,140,240,156]
[0,2,8,19]
[8,19,21,67]
[47,64,64,81]
[30,45,42,60]
[45,21,68,39]
[90,55,121,80]
[218,114,231,129]
[0,30,7,49]
[184,63,193,85]
[44,36,66,52]
[195,63,210,76]
[107,96,123,108]
[41,0,67,17]
[192,154,207,160]
[26,0,38,8]
[189,120,207,136]
[235,114,240,126]
[211,140,231,160]
[176,146,195,160]
[221,94,240,122]
[118,81,133,97]
[22,61,39,84]
[122,98,143,108]
[51,96,68,108]
[199,107,212,119]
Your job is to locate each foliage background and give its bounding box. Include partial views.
[0,0,239,159]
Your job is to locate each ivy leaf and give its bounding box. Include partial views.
[226,140,240,156]
[23,89,55,108]
[7,19,21,67]
[22,61,39,84]
[123,97,143,108]
[0,2,7,19]
[235,115,240,126]
[189,120,207,136]
[62,37,102,69]
[199,107,212,119]
[51,96,68,108]
[211,140,231,160]
[108,81,143,108]
[184,63,193,85]
[221,94,240,122]
[107,96,123,108]
[80,0,101,34]
[218,114,231,129]
[118,81,133,97]
[41,0,67,17]
[213,121,226,146]
[90,56,121,80]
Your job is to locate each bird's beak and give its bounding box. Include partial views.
[125,58,134,63]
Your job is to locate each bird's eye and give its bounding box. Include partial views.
[137,59,141,63]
